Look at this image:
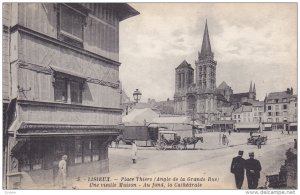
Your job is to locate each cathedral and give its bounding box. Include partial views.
[174,21,256,124]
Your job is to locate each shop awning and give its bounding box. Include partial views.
[290,123,297,126]
[50,66,86,81]
[264,124,272,128]
[235,123,260,129]
[212,120,235,125]
[15,122,121,137]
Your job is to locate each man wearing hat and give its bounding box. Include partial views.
[230,150,246,189]
[245,152,262,189]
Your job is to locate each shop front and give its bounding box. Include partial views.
[7,123,119,188]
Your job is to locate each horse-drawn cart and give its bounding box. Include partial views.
[156,131,183,150]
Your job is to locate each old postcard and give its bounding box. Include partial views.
[2,2,297,192]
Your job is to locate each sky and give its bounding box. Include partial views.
[119,3,297,102]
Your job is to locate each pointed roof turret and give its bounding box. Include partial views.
[199,20,212,59]
[176,60,193,70]
[249,81,253,93]
[217,81,230,90]
[253,83,256,93]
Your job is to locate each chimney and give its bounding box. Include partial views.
[287,88,290,94]
[291,87,293,95]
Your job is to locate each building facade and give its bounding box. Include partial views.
[3,3,139,188]
[264,88,297,131]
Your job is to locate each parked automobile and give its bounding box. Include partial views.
[247,133,267,145]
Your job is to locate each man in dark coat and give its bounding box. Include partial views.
[245,152,262,189]
[230,150,246,189]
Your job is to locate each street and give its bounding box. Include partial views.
[71,131,296,189]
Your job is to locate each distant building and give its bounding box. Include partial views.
[263,88,297,131]
[229,81,257,109]
[174,21,228,124]
[148,98,175,115]
[173,20,257,125]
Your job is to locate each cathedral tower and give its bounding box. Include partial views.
[174,60,194,114]
[195,20,217,91]
[175,60,194,93]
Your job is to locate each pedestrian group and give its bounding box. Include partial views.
[231,150,262,189]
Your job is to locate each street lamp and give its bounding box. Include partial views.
[133,89,142,103]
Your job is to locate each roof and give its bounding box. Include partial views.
[217,81,230,90]
[176,60,193,70]
[151,116,191,124]
[216,93,227,102]
[199,20,212,58]
[252,101,264,107]
[230,92,250,102]
[267,91,293,100]
[242,106,252,112]
[122,108,159,125]
[219,106,234,116]
[112,3,140,21]
[233,106,243,114]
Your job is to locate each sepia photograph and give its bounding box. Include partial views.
[1,1,298,192]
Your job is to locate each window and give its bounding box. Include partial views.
[268,112,272,116]
[71,81,82,103]
[283,104,287,110]
[54,78,68,102]
[267,118,273,122]
[53,73,84,104]
[276,112,280,116]
[59,4,86,47]
[275,105,279,111]
[268,106,272,110]
[283,98,287,102]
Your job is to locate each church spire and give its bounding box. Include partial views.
[253,83,256,93]
[249,81,253,93]
[199,19,212,59]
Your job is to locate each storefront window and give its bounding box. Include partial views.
[19,141,43,171]
[19,144,31,172]
[92,140,100,162]
[75,139,83,164]
[83,140,92,163]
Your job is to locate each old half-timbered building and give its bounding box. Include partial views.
[3,3,139,188]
